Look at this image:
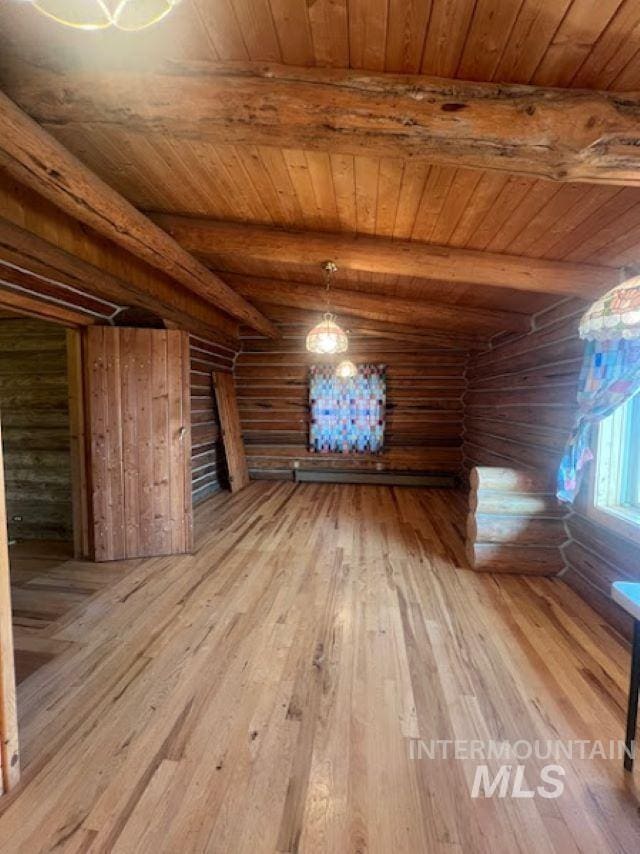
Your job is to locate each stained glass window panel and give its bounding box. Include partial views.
[309,364,386,454]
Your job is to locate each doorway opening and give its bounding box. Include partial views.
[0,313,82,683]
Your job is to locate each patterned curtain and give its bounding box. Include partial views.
[557,339,640,503]
[309,364,386,454]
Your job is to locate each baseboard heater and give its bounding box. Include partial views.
[293,469,457,487]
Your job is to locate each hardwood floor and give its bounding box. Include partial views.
[0,482,638,852]
[9,540,127,683]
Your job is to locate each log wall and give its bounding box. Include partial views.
[236,308,468,479]
[0,317,72,540]
[464,298,640,636]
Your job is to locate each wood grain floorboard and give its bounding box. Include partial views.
[8,541,126,683]
[0,483,638,852]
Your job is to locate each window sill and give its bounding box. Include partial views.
[587,503,640,547]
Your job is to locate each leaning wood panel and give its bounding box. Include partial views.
[0,415,20,792]
[190,335,235,504]
[213,371,250,493]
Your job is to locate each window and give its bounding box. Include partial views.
[594,393,640,533]
[309,364,386,454]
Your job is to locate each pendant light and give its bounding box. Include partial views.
[23,0,181,31]
[579,273,640,341]
[305,261,349,355]
[336,360,357,379]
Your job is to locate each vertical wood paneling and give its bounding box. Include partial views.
[457,0,525,81]
[385,0,432,72]
[86,327,192,560]
[105,328,125,559]
[66,329,90,558]
[231,0,281,61]
[422,0,477,76]
[532,0,625,87]
[349,0,389,70]
[269,0,315,65]
[121,329,139,557]
[152,332,171,555]
[307,0,349,67]
[168,332,192,552]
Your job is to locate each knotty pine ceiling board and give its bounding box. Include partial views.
[2,0,640,86]
[3,1,640,289]
[28,118,640,268]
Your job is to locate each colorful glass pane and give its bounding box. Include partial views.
[309,364,386,454]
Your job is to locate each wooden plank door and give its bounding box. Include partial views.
[213,371,250,492]
[0,416,19,793]
[86,327,192,561]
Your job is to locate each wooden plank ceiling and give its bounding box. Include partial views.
[2,0,640,333]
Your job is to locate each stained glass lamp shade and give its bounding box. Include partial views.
[24,0,181,31]
[305,313,348,355]
[580,276,640,341]
[336,360,357,378]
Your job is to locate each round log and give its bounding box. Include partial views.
[467,543,564,575]
[471,514,567,546]
[469,490,565,517]
[469,466,554,494]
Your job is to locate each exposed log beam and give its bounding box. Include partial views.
[0,217,239,347]
[0,90,278,338]
[243,305,487,349]
[7,60,640,185]
[224,274,532,335]
[154,217,617,299]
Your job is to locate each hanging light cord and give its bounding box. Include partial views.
[322,260,338,315]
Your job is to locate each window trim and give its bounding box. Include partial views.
[587,398,640,546]
[624,394,640,510]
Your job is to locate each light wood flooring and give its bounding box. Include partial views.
[9,540,127,683]
[0,482,639,852]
